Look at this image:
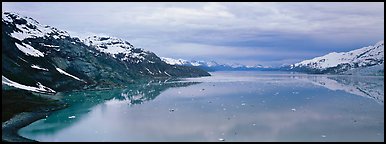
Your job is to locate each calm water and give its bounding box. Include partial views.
[19,71,384,142]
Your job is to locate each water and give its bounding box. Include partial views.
[18,71,384,142]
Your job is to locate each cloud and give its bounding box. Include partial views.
[2,2,384,66]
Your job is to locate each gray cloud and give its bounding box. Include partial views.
[2,2,384,66]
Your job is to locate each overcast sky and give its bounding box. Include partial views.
[2,2,384,66]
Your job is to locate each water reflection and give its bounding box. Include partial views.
[299,75,384,104]
[18,79,200,138]
[19,72,384,142]
[107,79,200,106]
[185,72,384,104]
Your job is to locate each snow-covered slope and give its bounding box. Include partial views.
[2,12,70,41]
[160,57,190,65]
[2,76,56,94]
[2,12,71,58]
[290,41,384,74]
[83,36,149,63]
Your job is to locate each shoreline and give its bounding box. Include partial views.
[2,102,68,142]
[1,86,119,142]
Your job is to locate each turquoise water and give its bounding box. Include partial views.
[18,71,384,142]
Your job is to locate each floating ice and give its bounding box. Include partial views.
[291,108,296,112]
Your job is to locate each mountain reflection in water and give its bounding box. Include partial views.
[21,79,200,135]
[18,72,383,142]
[299,75,384,104]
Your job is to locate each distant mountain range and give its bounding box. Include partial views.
[162,40,384,75]
[2,12,210,93]
[160,57,274,72]
[282,40,384,75]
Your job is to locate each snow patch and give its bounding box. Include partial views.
[2,75,56,93]
[10,32,30,41]
[31,64,49,71]
[56,68,83,82]
[145,68,154,75]
[15,43,44,57]
[164,71,171,76]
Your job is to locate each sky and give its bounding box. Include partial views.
[2,2,384,66]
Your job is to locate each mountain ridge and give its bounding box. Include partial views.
[285,40,384,75]
[2,12,210,93]
[160,57,273,71]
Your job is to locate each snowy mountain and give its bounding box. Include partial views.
[160,57,220,68]
[161,57,273,71]
[2,12,70,42]
[159,57,190,65]
[2,12,209,93]
[287,41,384,75]
[83,35,147,63]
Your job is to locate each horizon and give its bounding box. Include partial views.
[2,2,384,67]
